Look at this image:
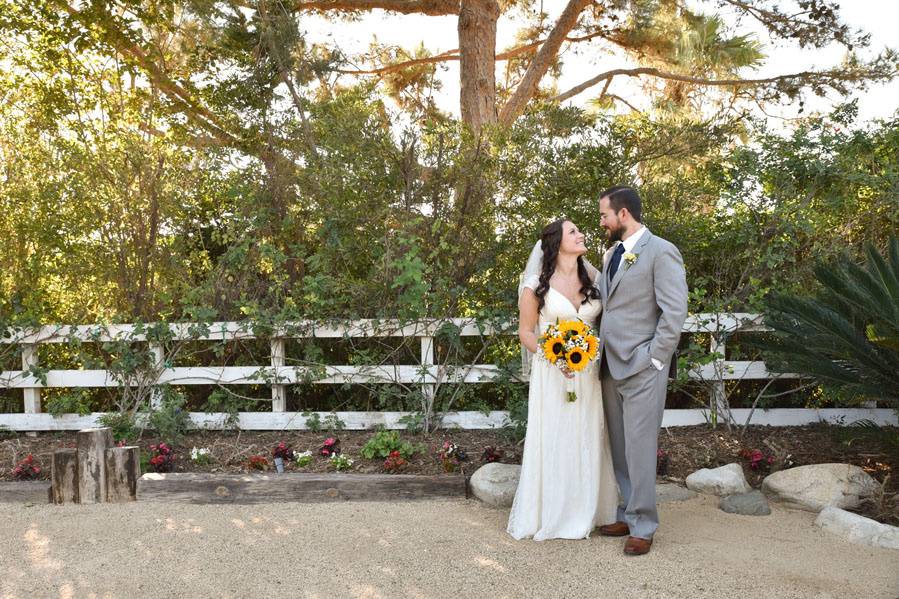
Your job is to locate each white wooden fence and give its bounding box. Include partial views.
[0,315,894,431]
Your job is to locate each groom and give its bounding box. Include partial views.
[595,186,688,556]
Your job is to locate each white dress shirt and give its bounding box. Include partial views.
[613,226,665,371]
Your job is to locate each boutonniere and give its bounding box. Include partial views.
[623,252,638,267]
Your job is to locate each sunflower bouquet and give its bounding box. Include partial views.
[539,318,599,402]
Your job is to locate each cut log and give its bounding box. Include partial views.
[137,472,467,504]
[104,446,141,502]
[77,427,113,503]
[51,448,79,504]
[0,481,51,504]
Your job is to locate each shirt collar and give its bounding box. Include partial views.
[619,225,647,253]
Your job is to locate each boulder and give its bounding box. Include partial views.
[469,463,520,508]
[762,464,880,512]
[685,464,751,496]
[814,506,899,550]
[719,490,771,516]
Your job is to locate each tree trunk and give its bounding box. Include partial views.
[51,449,79,504]
[105,446,141,502]
[458,0,499,134]
[77,427,114,504]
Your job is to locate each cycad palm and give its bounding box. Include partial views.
[762,237,899,407]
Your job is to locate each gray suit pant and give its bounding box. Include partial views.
[601,359,667,540]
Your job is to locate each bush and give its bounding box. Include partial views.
[97,411,138,443]
[761,237,899,408]
[146,389,192,444]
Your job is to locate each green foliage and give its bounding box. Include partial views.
[360,430,416,460]
[398,412,425,434]
[203,389,254,429]
[146,389,193,444]
[302,411,323,432]
[322,412,347,432]
[0,0,896,429]
[46,389,93,417]
[761,237,899,407]
[97,411,138,443]
[502,393,529,446]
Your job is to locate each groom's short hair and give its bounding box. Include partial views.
[600,186,642,223]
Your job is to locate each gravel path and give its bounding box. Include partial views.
[1,495,896,598]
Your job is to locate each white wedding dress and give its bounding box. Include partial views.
[507,280,619,541]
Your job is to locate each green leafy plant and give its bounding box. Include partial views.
[46,389,93,417]
[360,430,415,460]
[294,451,313,467]
[302,411,322,432]
[97,411,138,443]
[398,412,424,434]
[146,389,192,444]
[322,412,346,432]
[761,238,899,408]
[203,388,253,429]
[329,453,354,472]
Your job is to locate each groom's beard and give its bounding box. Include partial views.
[606,227,623,243]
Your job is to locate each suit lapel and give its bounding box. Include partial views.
[600,245,614,300]
[608,229,653,299]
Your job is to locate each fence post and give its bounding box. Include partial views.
[149,342,164,410]
[271,338,286,412]
[420,335,435,418]
[709,334,727,427]
[22,344,40,436]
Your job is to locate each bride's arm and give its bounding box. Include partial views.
[518,288,540,354]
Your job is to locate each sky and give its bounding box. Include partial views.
[303,1,898,126]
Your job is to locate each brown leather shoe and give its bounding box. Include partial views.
[597,521,629,537]
[623,536,653,556]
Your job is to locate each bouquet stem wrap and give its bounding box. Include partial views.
[565,374,577,402]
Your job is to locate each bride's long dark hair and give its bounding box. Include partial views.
[533,218,600,311]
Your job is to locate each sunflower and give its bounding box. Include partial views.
[585,335,598,359]
[558,319,587,337]
[542,336,565,363]
[565,347,588,371]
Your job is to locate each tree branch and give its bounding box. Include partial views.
[498,0,594,125]
[291,0,459,15]
[551,65,866,104]
[55,1,244,148]
[335,31,606,75]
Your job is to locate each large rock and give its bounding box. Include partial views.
[719,490,771,516]
[469,463,520,507]
[762,464,880,512]
[685,463,750,496]
[814,506,899,550]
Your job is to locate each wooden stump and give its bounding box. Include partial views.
[77,427,113,504]
[104,446,141,502]
[50,449,79,504]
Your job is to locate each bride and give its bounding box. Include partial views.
[507,218,618,541]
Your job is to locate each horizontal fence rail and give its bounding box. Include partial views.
[0,315,894,431]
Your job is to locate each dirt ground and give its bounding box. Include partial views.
[1,496,897,599]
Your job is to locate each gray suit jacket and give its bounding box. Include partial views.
[597,229,688,380]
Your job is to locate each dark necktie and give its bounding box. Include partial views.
[607,243,625,281]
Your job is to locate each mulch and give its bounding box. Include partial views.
[2,424,896,523]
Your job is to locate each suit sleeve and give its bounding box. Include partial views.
[650,241,688,364]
